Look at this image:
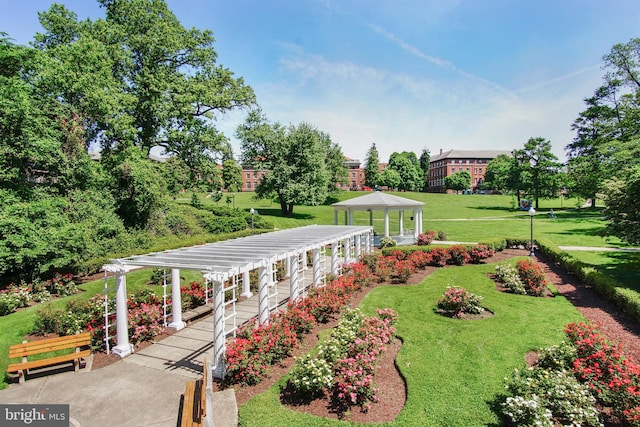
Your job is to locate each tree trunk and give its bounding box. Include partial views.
[278,194,288,217]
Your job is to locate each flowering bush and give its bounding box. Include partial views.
[416,231,435,246]
[342,262,373,287]
[428,247,449,267]
[447,245,470,266]
[535,341,577,372]
[503,367,600,426]
[436,286,484,318]
[468,244,494,263]
[0,291,24,316]
[408,250,431,269]
[180,281,206,309]
[46,273,78,297]
[516,259,549,296]
[128,303,163,344]
[393,259,416,283]
[374,256,394,283]
[378,237,396,248]
[565,322,640,421]
[494,263,526,294]
[289,354,334,396]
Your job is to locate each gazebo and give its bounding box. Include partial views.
[102,224,373,378]
[332,192,424,245]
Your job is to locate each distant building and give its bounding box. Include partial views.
[428,149,511,193]
[241,156,386,192]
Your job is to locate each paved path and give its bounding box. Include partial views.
[0,260,335,426]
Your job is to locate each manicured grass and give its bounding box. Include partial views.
[238,259,584,426]
[566,250,640,293]
[0,267,203,387]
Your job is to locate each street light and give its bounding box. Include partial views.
[528,207,536,256]
[250,208,256,235]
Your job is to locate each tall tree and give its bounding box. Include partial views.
[387,151,422,191]
[35,0,255,166]
[513,137,562,209]
[237,109,338,216]
[418,148,430,192]
[364,143,381,187]
[222,158,242,193]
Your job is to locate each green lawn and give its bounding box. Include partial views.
[238,259,583,426]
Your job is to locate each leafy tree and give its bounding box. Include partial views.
[237,109,338,216]
[513,137,562,209]
[35,0,255,171]
[379,168,401,190]
[418,148,430,192]
[222,159,243,193]
[364,143,381,187]
[387,151,422,191]
[602,162,640,244]
[444,171,471,194]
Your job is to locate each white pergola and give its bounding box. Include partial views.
[102,224,373,378]
[332,192,424,241]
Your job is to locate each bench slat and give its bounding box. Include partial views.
[181,380,197,427]
[9,333,91,358]
[7,349,91,373]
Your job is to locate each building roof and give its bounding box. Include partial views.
[332,192,424,210]
[430,149,512,162]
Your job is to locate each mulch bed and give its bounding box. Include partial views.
[75,248,640,423]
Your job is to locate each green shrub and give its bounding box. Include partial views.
[436,286,484,318]
[288,354,333,396]
[495,263,526,294]
[379,237,397,248]
[0,292,22,316]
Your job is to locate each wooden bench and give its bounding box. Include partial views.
[7,332,92,384]
[180,360,207,427]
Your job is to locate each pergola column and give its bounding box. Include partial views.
[399,211,404,236]
[211,275,226,379]
[343,238,351,265]
[113,269,134,358]
[258,265,269,325]
[289,253,300,302]
[312,248,321,286]
[355,234,362,260]
[169,268,186,331]
[241,270,252,298]
[331,242,339,275]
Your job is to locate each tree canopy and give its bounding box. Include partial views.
[387,151,422,191]
[444,171,471,194]
[236,109,344,216]
[364,143,381,187]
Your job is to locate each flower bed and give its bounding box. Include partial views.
[436,286,485,319]
[494,259,549,296]
[502,321,640,426]
[286,308,399,413]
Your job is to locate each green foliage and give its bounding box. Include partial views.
[602,164,640,244]
[288,354,333,396]
[436,286,484,318]
[237,109,340,216]
[363,143,380,187]
[387,151,423,191]
[378,236,397,248]
[514,137,563,209]
[444,171,471,193]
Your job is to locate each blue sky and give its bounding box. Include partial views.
[2,1,640,163]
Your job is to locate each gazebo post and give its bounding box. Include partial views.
[399,211,404,237]
[348,210,354,225]
[343,238,351,265]
[384,208,390,237]
[112,268,134,358]
[334,210,338,225]
[168,268,186,331]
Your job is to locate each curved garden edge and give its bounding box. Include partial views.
[214,247,640,424]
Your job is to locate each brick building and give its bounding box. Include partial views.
[241,157,387,192]
[428,149,511,193]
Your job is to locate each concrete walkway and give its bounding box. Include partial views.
[0,262,333,426]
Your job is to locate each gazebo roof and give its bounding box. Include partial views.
[104,225,372,280]
[332,192,424,210]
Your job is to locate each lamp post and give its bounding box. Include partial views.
[528,207,536,256]
[250,208,255,235]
